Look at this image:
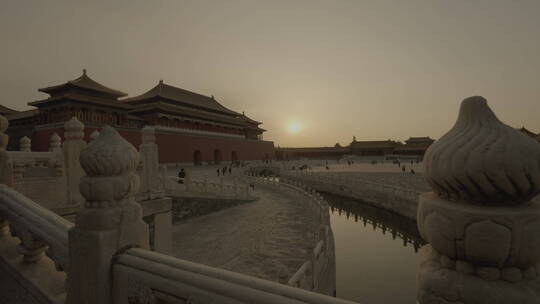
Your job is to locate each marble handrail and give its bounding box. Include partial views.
[114,248,358,304]
[0,184,73,271]
[243,173,332,293]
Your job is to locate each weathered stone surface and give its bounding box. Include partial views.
[524,267,537,280]
[418,246,540,304]
[502,267,522,282]
[423,212,456,259]
[440,255,455,269]
[456,260,474,275]
[464,220,511,267]
[424,96,540,205]
[521,220,540,267]
[476,266,501,281]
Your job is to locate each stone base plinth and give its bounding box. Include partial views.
[418,245,540,304]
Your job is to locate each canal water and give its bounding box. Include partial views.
[324,194,425,304]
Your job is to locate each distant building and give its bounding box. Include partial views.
[3,70,274,164]
[394,136,435,156]
[349,139,401,156]
[276,136,434,160]
[275,146,349,160]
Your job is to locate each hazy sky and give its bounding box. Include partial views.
[1,0,539,147]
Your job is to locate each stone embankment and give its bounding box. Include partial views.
[282,170,430,220]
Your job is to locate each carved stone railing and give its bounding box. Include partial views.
[242,172,334,294]
[281,170,419,220]
[163,173,252,200]
[0,184,73,271]
[113,248,354,304]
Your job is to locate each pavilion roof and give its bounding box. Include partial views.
[0,104,18,115]
[124,81,240,116]
[38,70,127,98]
[237,113,261,125]
[128,102,245,127]
[6,109,38,120]
[29,93,132,110]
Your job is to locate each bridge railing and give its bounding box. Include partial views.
[0,184,73,271]
[283,170,421,202]
[242,172,333,293]
[163,173,252,199]
[113,248,357,304]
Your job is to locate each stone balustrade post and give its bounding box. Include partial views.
[20,136,31,152]
[49,132,62,152]
[417,96,540,304]
[0,114,12,185]
[138,126,163,200]
[63,117,86,209]
[89,130,100,143]
[13,227,47,263]
[203,174,208,192]
[66,126,149,304]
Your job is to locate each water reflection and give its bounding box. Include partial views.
[324,193,424,304]
[327,194,426,252]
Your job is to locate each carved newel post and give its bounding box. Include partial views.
[63,117,86,208]
[66,126,149,304]
[20,136,31,152]
[48,132,62,152]
[417,96,540,304]
[138,126,163,200]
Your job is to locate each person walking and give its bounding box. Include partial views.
[216,168,220,177]
[178,168,186,184]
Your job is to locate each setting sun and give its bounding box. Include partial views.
[287,122,302,134]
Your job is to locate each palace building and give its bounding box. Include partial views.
[276,136,435,160]
[4,70,274,164]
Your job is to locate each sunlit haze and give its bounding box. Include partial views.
[2,0,540,147]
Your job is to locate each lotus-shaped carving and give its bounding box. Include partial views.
[424,96,540,205]
[80,126,139,177]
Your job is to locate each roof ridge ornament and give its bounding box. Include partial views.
[82,69,87,76]
[424,96,540,205]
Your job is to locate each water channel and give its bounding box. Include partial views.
[324,193,425,304]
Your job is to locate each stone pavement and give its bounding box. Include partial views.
[171,183,318,282]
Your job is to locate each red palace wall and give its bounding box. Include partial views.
[30,126,275,164]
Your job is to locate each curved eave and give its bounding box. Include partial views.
[29,94,133,110]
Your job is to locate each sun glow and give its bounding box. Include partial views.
[287,122,302,134]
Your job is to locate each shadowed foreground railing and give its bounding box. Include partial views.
[114,248,357,304]
[0,184,73,271]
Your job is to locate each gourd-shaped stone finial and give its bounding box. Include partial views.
[0,114,9,151]
[89,130,100,142]
[49,133,61,151]
[20,136,31,152]
[79,126,140,206]
[64,117,84,140]
[424,96,540,205]
[141,126,155,144]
